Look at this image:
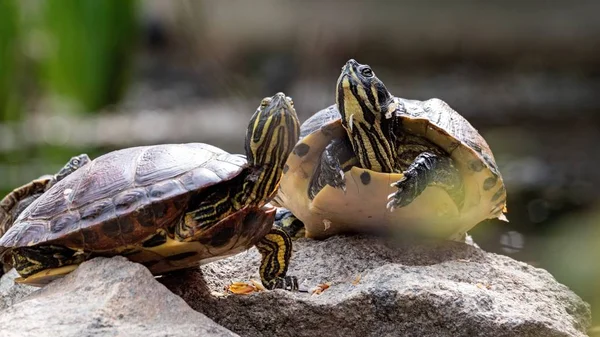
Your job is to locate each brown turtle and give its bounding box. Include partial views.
[274,60,507,241]
[0,92,301,289]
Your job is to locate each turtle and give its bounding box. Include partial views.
[0,154,90,277]
[273,59,507,241]
[0,92,301,290]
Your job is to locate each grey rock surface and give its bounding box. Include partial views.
[0,269,37,311]
[0,256,237,337]
[162,235,591,337]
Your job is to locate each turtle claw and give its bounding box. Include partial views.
[390,176,407,188]
[387,176,413,211]
[392,175,407,187]
[387,184,407,211]
[267,275,299,291]
[339,170,347,193]
[386,194,401,212]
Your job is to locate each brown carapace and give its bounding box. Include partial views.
[0,93,301,291]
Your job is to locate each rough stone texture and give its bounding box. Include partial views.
[0,269,37,311]
[0,257,237,337]
[162,235,591,337]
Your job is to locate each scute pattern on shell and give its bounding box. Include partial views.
[298,99,499,176]
[396,97,500,175]
[0,144,247,250]
[299,105,341,139]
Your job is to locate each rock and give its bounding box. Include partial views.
[0,269,37,311]
[0,256,238,337]
[162,235,591,337]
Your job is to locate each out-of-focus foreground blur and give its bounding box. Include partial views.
[1,0,599,330]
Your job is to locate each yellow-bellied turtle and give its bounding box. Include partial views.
[274,60,507,241]
[0,154,90,277]
[0,93,300,290]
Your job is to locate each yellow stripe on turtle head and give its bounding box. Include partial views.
[244,93,301,204]
[336,59,397,173]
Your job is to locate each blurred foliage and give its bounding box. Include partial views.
[0,0,20,121]
[0,145,110,194]
[536,208,600,319]
[0,0,140,195]
[40,0,139,113]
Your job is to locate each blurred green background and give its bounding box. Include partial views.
[1,0,599,331]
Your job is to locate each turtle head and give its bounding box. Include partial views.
[244,93,300,200]
[55,154,91,182]
[336,59,394,126]
[335,59,397,172]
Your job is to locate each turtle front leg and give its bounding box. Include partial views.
[255,227,298,291]
[387,152,464,211]
[309,138,358,199]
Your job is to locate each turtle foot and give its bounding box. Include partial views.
[265,275,299,291]
[386,171,422,212]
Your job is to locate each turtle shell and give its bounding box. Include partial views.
[275,98,506,240]
[0,175,54,276]
[0,143,249,251]
[0,175,54,239]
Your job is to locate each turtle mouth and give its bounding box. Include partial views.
[279,98,294,112]
[343,59,359,71]
[339,59,360,78]
[337,59,361,90]
[268,93,294,114]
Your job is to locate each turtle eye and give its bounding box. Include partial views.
[71,159,80,166]
[286,97,294,107]
[261,97,272,107]
[360,66,373,78]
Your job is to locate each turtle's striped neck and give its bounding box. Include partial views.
[336,60,397,173]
